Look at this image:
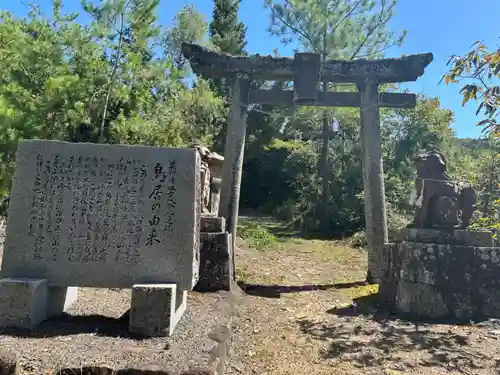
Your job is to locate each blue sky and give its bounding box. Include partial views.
[4,0,499,139]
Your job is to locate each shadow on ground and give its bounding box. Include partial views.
[238,280,369,298]
[297,294,495,371]
[0,310,150,340]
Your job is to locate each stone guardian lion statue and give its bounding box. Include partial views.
[408,151,477,229]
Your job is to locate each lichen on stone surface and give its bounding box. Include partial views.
[383,235,500,320]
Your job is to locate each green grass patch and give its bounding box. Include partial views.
[237,219,277,250]
[235,267,253,282]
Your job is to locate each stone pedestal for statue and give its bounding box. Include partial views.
[380,228,500,320]
[378,150,500,321]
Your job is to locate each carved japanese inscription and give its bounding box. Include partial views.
[1,140,201,290]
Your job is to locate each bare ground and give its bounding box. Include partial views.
[2,218,500,374]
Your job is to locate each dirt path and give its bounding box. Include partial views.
[229,237,500,375]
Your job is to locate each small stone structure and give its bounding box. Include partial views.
[195,216,234,292]
[380,152,500,320]
[0,140,201,336]
[194,143,224,216]
[192,144,234,291]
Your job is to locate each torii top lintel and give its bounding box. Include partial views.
[181,43,433,84]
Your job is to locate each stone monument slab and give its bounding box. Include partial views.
[1,140,201,291]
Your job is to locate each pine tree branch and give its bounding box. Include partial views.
[349,0,392,60]
[99,5,128,143]
[267,3,316,51]
[356,42,398,59]
[291,13,318,52]
[330,0,364,37]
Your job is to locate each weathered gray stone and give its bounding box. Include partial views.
[381,239,500,320]
[219,77,250,250]
[129,283,187,337]
[47,286,78,318]
[395,228,492,247]
[181,42,433,83]
[0,278,48,329]
[358,79,388,284]
[293,52,321,104]
[200,216,226,233]
[407,151,477,230]
[250,89,417,108]
[181,44,433,287]
[2,140,201,290]
[194,233,233,293]
[394,280,449,319]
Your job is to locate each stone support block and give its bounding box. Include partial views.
[129,283,187,337]
[0,278,48,329]
[47,286,78,318]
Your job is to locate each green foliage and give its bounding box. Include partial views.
[166,5,211,70]
[265,0,406,59]
[242,96,464,238]
[207,0,247,150]
[0,0,224,202]
[443,41,500,137]
[348,230,367,249]
[237,220,277,250]
[254,0,407,235]
[464,138,500,243]
[209,0,247,57]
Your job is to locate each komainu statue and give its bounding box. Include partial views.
[193,143,224,215]
[407,151,477,229]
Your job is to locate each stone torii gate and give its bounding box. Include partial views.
[182,43,433,283]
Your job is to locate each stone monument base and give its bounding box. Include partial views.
[380,228,500,320]
[0,278,78,329]
[195,216,234,293]
[129,283,187,337]
[47,286,79,318]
